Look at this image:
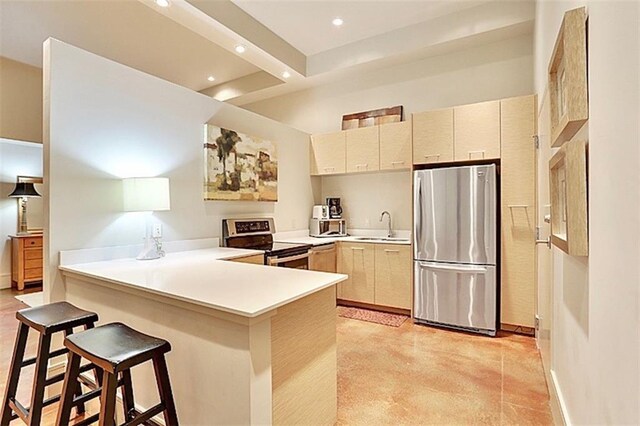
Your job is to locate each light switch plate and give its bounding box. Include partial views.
[152,223,162,238]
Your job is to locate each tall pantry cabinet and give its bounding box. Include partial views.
[500,95,537,328]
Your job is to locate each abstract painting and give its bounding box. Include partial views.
[204,125,278,201]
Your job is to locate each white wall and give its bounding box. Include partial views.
[244,34,534,231]
[534,2,640,424]
[44,39,313,302]
[0,139,42,288]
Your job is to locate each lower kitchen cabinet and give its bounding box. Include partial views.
[309,244,337,272]
[374,245,412,309]
[337,243,375,304]
[337,242,411,310]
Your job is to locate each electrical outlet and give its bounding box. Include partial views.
[152,223,162,238]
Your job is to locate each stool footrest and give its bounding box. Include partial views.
[45,362,97,387]
[22,347,68,368]
[124,404,165,426]
[73,412,100,426]
[72,387,102,407]
[8,399,28,423]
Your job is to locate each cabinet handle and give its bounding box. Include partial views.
[355,164,368,169]
[391,161,405,166]
[384,249,400,253]
[423,154,440,159]
[350,247,365,251]
[507,205,529,209]
[468,150,485,159]
[323,167,335,172]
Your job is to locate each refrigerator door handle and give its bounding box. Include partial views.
[417,261,488,273]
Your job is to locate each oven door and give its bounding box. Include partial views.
[267,252,310,269]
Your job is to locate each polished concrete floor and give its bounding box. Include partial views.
[1,288,551,424]
[336,316,553,425]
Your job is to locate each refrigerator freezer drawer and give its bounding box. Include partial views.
[414,261,497,334]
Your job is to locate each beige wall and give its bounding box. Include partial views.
[534,1,640,424]
[44,40,313,303]
[0,57,43,143]
[244,34,534,231]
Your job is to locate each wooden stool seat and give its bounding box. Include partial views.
[58,323,178,426]
[16,302,98,334]
[1,302,99,426]
[65,323,171,374]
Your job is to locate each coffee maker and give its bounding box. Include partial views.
[326,197,343,219]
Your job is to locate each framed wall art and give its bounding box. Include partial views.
[204,125,278,201]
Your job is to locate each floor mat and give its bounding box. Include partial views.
[337,306,408,327]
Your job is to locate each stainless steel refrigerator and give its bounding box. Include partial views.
[413,164,498,336]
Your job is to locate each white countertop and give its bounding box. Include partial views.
[59,247,347,318]
[274,229,411,246]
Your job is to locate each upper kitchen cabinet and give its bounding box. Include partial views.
[500,94,536,328]
[412,108,454,165]
[346,126,380,173]
[310,131,346,175]
[379,121,411,170]
[454,100,501,161]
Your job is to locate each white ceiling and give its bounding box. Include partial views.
[232,0,489,56]
[0,0,260,91]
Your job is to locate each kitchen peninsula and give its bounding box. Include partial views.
[59,247,347,425]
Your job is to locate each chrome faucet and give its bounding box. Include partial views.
[380,211,392,238]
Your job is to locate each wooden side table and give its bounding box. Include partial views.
[10,234,43,290]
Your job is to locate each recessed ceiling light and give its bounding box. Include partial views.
[332,17,344,27]
[235,45,246,54]
[282,71,291,79]
[155,0,170,7]
[207,76,215,82]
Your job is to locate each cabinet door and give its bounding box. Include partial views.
[309,245,337,273]
[374,244,411,309]
[379,121,411,170]
[336,243,375,303]
[346,127,379,173]
[454,100,501,161]
[500,95,536,327]
[412,108,454,164]
[310,131,346,175]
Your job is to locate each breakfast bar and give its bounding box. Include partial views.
[59,248,347,425]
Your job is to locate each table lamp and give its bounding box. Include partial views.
[9,182,41,234]
[122,177,170,260]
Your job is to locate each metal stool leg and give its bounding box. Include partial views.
[55,352,81,426]
[27,332,52,425]
[0,323,29,426]
[153,355,178,426]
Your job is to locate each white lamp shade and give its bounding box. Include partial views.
[122,177,171,212]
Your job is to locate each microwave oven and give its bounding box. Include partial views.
[309,219,347,237]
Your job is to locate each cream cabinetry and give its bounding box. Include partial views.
[500,95,536,328]
[310,131,346,175]
[336,243,375,303]
[412,108,454,164]
[454,100,501,161]
[373,244,411,309]
[380,121,411,170]
[309,244,337,273]
[346,126,380,173]
[337,242,411,310]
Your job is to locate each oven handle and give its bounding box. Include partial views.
[268,252,310,266]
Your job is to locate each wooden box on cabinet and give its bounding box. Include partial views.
[379,121,411,170]
[412,108,454,164]
[549,139,588,256]
[310,131,346,175]
[454,100,501,161]
[11,234,43,290]
[500,95,537,328]
[373,244,411,310]
[346,126,380,173]
[336,243,375,303]
[548,7,588,148]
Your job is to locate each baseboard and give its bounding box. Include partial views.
[0,273,11,289]
[550,369,570,426]
[337,299,411,316]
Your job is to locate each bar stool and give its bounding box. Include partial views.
[57,322,179,426]
[1,302,99,426]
